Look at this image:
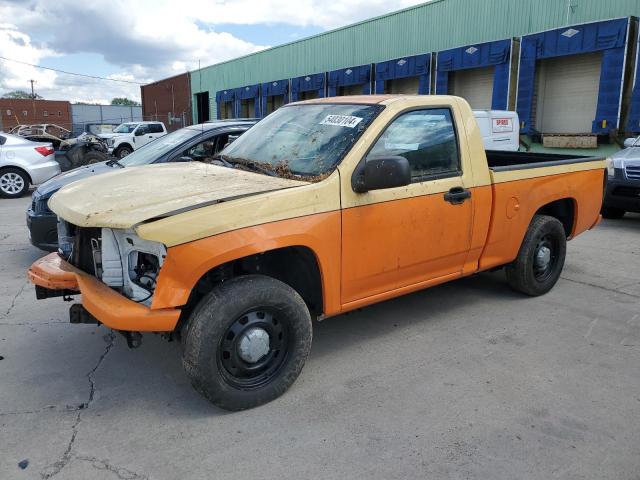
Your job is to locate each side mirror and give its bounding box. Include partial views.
[352,156,411,193]
[623,137,637,148]
[175,156,193,163]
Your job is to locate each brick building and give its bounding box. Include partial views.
[0,99,72,131]
[140,72,192,131]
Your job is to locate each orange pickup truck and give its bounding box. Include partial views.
[28,95,605,410]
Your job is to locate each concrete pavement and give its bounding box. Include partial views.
[1,195,639,479]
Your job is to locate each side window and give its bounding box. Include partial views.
[184,137,218,162]
[148,123,164,133]
[367,108,460,181]
[136,125,148,135]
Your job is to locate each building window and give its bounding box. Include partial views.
[43,111,48,117]
[22,110,28,117]
[5,109,11,116]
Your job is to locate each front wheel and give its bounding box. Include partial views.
[506,215,567,296]
[182,275,312,411]
[115,145,132,158]
[0,168,30,198]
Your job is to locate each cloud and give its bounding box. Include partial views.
[0,0,425,103]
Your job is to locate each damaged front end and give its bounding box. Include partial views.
[30,219,178,348]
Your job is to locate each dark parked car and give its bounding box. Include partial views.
[27,120,257,250]
[602,136,640,219]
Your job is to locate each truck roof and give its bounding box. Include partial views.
[289,94,464,107]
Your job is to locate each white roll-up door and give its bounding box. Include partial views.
[449,66,494,109]
[535,52,602,134]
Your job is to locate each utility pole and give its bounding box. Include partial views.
[29,79,36,120]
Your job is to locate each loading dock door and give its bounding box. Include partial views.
[338,84,365,96]
[220,101,234,119]
[449,66,494,109]
[535,52,602,134]
[265,95,285,115]
[387,76,420,94]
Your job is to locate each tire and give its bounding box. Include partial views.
[83,151,109,165]
[601,207,625,219]
[0,168,30,199]
[182,275,312,411]
[115,145,132,158]
[506,215,567,296]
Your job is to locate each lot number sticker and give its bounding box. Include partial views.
[320,115,363,128]
[492,118,513,133]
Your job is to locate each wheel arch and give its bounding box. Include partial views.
[534,197,577,238]
[175,245,325,329]
[115,142,133,153]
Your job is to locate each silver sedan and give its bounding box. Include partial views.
[0,133,60,198]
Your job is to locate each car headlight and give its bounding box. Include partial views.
[97,228,166,305]
[606,157,615,179]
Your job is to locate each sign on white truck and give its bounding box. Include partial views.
[473,110,520,152]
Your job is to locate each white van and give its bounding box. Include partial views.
[473,110,520,152]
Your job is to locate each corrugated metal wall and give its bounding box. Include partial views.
[191,0,640,121]
[70,104,143,136]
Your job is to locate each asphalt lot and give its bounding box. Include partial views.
[1,194,639,480]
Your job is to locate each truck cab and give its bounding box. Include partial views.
[103,121,167,158]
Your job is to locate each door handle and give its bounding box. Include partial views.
[444,186,471,205]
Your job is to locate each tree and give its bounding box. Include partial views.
[111,97,140,106]
[2,90,43,99]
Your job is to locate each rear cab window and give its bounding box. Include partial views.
[367,108,461,182]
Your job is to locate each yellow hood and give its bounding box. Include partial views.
[49,162,309,229]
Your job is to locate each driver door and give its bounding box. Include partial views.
[341,107,474,304]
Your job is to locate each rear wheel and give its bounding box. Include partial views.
[506,215,566,296]
[601,207,625,219]
[182,275,312,411]
[0,168,30,198]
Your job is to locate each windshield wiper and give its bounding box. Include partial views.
[106,158,125,168]
[214,155,277,177]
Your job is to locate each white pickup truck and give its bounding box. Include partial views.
[100,121,167,158]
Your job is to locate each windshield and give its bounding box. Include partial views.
[220,103,383,179]
[114,123,139,133]
[119,127,202,166]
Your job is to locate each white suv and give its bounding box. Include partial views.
[101,121,167,158]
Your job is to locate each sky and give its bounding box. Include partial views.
[0,0,425,104]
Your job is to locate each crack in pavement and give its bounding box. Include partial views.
[75,455,149,480]
[0,320,67,326]
[561,276,640,299]
[2,281,28,318]
[40,333,116,479]
[0,403,89,417]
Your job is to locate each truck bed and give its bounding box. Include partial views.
[486,150,602,172]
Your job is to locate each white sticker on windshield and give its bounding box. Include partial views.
[320,115,363,128]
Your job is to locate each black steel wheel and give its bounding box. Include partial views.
[506,215,567,296]
[532,234,560,282]
[182,275,312,411]
[217,309,290,390]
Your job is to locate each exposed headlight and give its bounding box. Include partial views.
[96,228,166,305]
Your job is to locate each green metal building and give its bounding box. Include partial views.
[185,0,640,140]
